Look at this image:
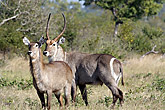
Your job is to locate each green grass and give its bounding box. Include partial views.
[0,55,164,110]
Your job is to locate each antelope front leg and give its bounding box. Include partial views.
[64,84,71,106]
[37,90,45,109]
[47,90,52,110]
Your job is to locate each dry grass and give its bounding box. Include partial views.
[124,55,165,75]
[0,57,30,80]
[0,55,165,110]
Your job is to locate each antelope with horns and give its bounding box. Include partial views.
[23,37,73,110]
[44,13,77,103]
[42,13,124,108]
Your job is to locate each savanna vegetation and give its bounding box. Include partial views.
[0,0,165,110]
[0,55,164,110]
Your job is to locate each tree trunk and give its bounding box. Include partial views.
[111,8,123,37]
[3,50,6,60]
[114,22,119,37]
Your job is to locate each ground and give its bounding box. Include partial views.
[0,55,164,110]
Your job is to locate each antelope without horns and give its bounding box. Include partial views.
[43,13,124,108]
[23,37,73,110]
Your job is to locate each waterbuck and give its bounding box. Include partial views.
[43,13,124,108]
[44,13,77,103]
[23,37,73,110]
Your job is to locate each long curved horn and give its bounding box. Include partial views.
[54,13,66,41]
[46,13,51,40]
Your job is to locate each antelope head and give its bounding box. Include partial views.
[23,37,44,59]
[43,13,66,57]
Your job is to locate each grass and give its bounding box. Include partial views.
[0,55,164,110]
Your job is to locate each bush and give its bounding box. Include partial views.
[0,78,33,90]
[0,21,26,58]
[131,34,151,53]
[119,23,164,54]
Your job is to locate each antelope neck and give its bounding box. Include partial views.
[29,49,44,88]
[48,47,66,62]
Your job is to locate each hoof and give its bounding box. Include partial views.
[110,104,115,109]
[120,100,124,106]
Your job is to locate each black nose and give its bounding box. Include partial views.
[27,51,32,55]
[43,51,47,55]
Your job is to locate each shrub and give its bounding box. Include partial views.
[0,78,33,90]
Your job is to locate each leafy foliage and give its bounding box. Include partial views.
[82,0,163,21]
[152,75,165,92]
[0,0,164,60]
[81,0,164,38]
[0,78,33,90]
[0,21,23,53]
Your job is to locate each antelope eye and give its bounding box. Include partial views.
[35,44,38,47]
[52,43,56,46]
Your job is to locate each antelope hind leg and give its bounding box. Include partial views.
[78,84,88,106]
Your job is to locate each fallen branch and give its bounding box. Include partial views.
[140,45,159,59]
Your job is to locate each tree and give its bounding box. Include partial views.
[80,0,163,37]
[0,0,83,58]
[0,0,47,59]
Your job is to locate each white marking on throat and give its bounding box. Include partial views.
[48,48,58,62]
[32,58,36,62]
[110,58,118,82]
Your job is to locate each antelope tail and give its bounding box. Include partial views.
[120,66,124,86]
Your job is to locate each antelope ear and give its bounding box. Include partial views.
[38,36,45,47]
[39,36,45,44]
[58,37,65,45]
[23,37,30,45]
